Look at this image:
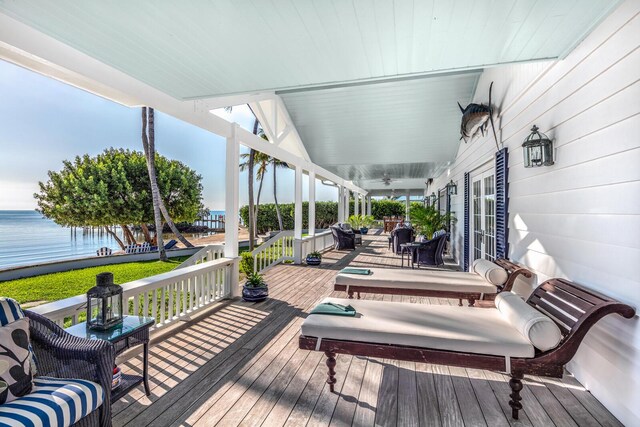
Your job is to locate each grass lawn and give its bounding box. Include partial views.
[0,256,189,305]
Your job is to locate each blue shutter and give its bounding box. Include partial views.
[463,172,470,271]
[495,148,509,259]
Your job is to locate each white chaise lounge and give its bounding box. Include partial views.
[334,258,532,306]
[300,278,635,419]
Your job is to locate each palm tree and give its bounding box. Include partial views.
[141,107,167,261]
[141,108,194,260]
[271,157,289,231]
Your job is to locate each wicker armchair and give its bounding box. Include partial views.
[25,311,115,427]
[391,227,414,254]
[413,233,449,267]
[330,226,356,250]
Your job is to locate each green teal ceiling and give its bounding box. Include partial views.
[279,71,479,185]
[0,0,619,100]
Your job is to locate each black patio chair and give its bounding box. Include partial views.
[24,310,116,427]
[413,232,449,267]
[330,226,356,250]
[392,227,414,254]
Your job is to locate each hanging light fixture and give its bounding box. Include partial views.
[446,180,458,196]
[522,125,554,167]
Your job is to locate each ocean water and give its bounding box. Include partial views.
[0,210,225,270]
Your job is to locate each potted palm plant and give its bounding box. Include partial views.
[360,215,374,234]
[305,250,322,266]
[409,205,456,239]
[242,271,269,302]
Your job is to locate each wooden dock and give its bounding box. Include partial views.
[112,233,622,426]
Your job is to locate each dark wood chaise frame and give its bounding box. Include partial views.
[334,258,532,306]
[301,278,635,419]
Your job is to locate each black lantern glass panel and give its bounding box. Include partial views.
[87,272,123,330]
[447,180,458,196]
[522,125,554,167]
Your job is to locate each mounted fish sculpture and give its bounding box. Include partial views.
[458,81,500,150]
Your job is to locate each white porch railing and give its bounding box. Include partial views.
[251,230,294,273]
[175,244,225,269]
[30,257,238,328]
[300,230,334,259]
[250,230,334,273]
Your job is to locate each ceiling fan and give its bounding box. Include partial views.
[380,173,401,186]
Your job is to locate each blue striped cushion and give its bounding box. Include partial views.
[0,377,104,427]
[0,297,24,326]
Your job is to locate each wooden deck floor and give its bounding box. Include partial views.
[112,233,622,427]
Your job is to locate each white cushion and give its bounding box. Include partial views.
[473,259,508,286]
[495,292,562,352]
[301,298,535,358]
[335,268,499,294]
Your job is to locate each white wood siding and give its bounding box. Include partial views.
[430,1,640,424]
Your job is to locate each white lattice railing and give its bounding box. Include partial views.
[251,230,295,273]
[300,230,334,259]
[31,257,238,328]
[175,244,225,269]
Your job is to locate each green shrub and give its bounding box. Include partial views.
[240,199,412,232]
[370,199,406,218]
[240,252,255,274]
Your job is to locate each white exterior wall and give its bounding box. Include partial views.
[430,1,640,424]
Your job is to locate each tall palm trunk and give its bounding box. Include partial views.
[146,109,194,248]
[142,107,167,261]
[246,118,260,250]
[273,165,283,231]
[255,173,265,232]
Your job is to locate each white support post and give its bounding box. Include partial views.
[344,189,350,220]
[225,124,240,297]
[337,186,344,223]
[294,165,303,263]
[405,191,411,221]
[361,195,366,216]
[367,196,372,216]
[355,193,360,216]
[308,170,316,251]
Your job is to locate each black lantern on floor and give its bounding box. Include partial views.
[522,125,554,167]
[87,272,123,331]
[446,180,458,196]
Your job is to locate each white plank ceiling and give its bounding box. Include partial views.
[0,0,620,190]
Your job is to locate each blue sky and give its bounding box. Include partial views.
[0,60,337,210]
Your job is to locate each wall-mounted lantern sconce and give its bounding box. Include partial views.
[446,180,458,196]
[429,192,437,205]
[522,125,554,168]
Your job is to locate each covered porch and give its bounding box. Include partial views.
[0,0,637,426]
[109,234,620,427]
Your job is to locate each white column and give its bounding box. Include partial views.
[405,191,411,221]
[308,171,316,251]
[344,189,350,220]
[225,124,240,297]
[367,196,372,216]
[361,194,366,216]
[354,192,360,216]
[293,165,303,263]
[337,185,344,223]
